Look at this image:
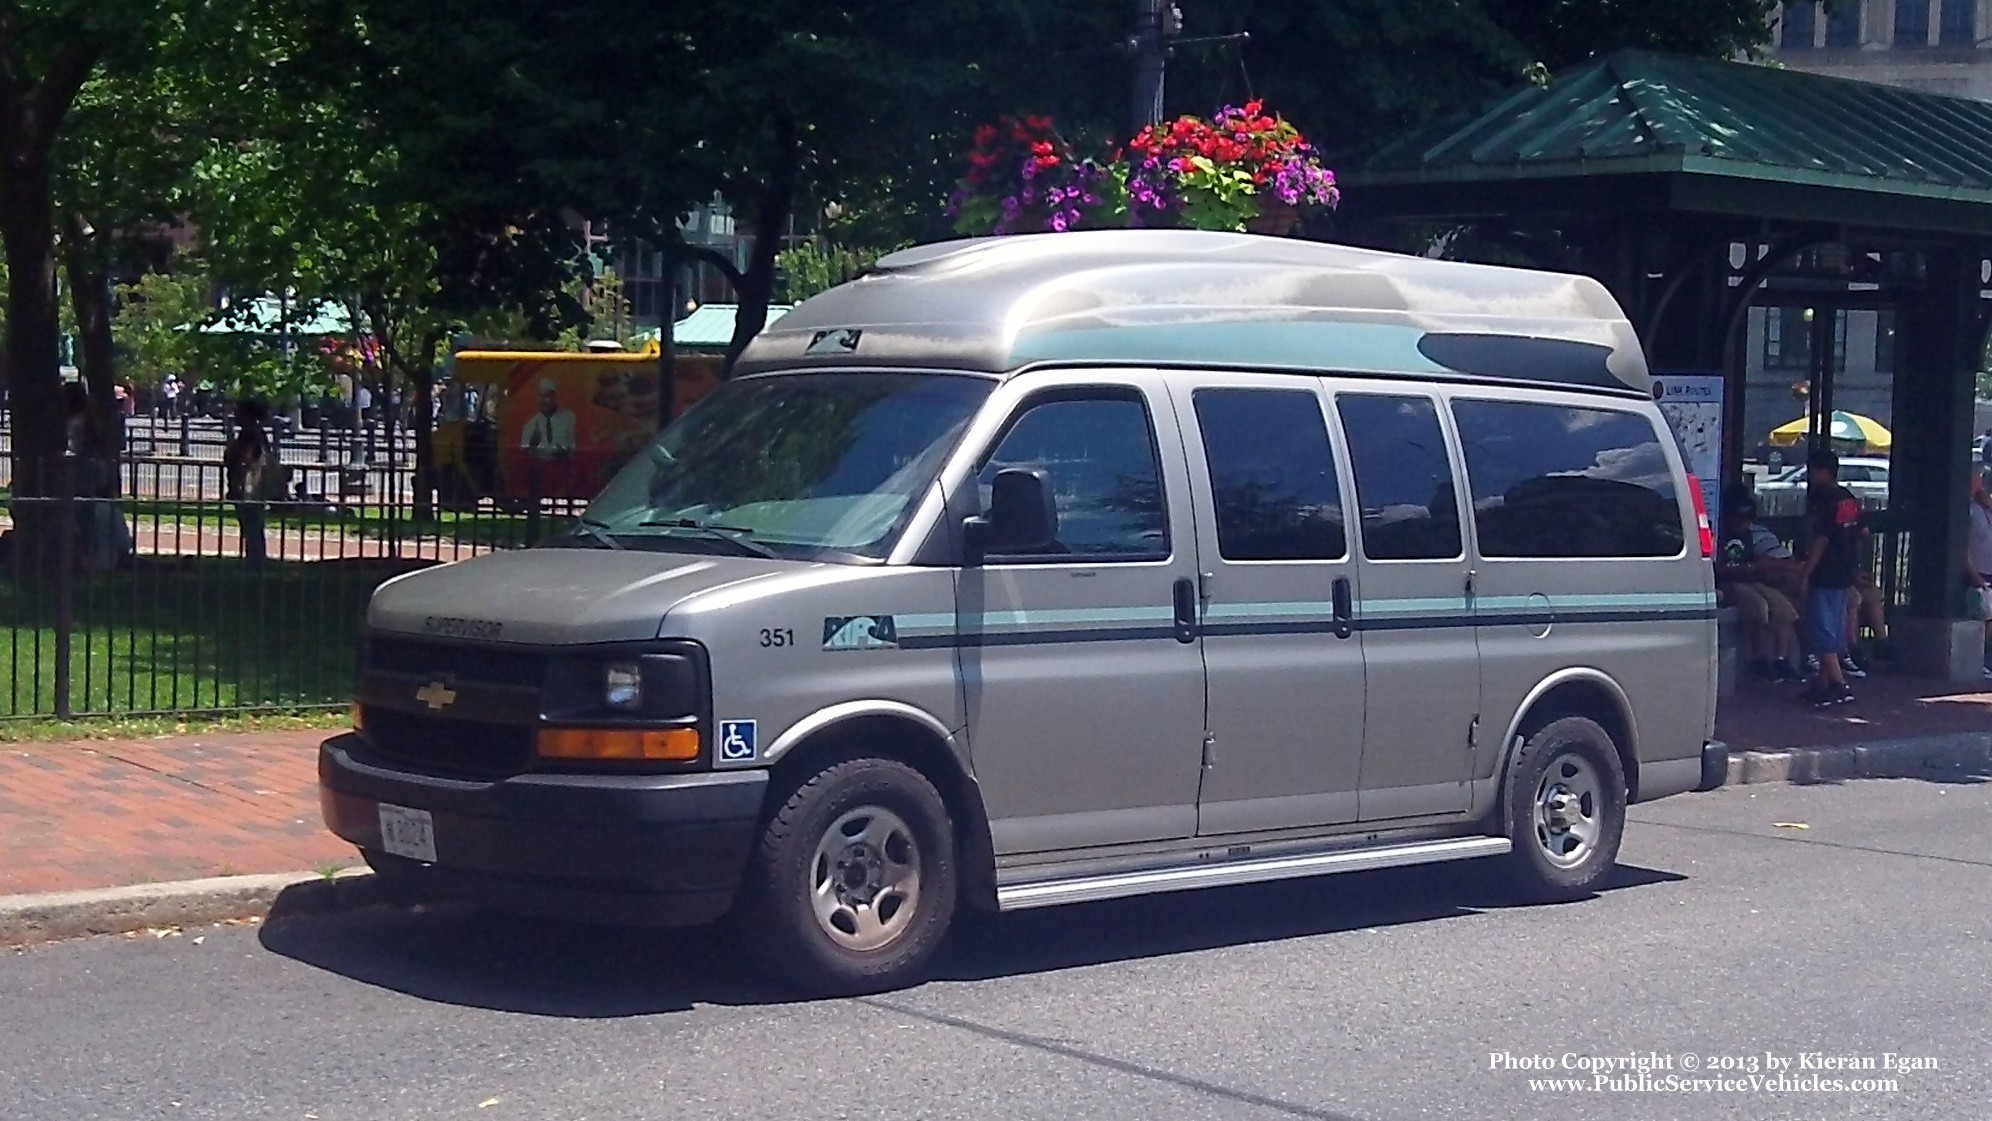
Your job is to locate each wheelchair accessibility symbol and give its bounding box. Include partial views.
[718,720,758,762]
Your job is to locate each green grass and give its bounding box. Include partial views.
[0,708,350,743]
[0,555,402,719]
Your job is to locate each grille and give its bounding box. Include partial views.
[361,706,536,779]
[365,636,547,689]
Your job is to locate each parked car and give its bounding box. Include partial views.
[320,231,1724,995]
[1753,455,1889,517]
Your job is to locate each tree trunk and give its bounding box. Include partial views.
[723,130,800,376]
[0,36,103,516]
[409,329,442,521]
[64,215,120,473]
[1,155,68,510]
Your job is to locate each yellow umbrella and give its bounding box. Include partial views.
[1767,411,1892,451]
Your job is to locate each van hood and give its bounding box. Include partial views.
[367,548,807,646]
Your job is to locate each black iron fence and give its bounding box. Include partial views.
[0,429,580,719]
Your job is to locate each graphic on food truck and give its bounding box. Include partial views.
[432,348,730,504]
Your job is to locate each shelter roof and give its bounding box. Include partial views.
[640,303,793,350]
[1351,49,1992,233]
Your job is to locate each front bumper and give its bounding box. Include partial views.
[1698,739,1730,792]
[319,734,767,926]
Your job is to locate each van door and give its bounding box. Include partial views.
[956,373,1209,855]
[1447,391,1709,809]
[1168,376,1365,834]
[1330,388,1476,820]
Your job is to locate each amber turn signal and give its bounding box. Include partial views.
[350,702,364,731]
[536,727,700,761]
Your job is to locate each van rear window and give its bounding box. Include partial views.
[1452,400,1685,559]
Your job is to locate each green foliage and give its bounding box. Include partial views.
[111,267,211,390]
[776,244,892,303]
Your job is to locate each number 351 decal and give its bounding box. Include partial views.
[759,628,794,648]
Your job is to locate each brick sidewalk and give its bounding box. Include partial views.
[1715,667,1992,753]
[0,730,352,896]
[0,670,1985,900]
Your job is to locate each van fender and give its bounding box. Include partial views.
[1483,667,1639,826]
[759,699,999,912]
[761,699,964,766]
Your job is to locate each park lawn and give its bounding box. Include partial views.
[0,555,396,718]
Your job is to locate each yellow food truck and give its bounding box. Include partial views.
[431,346,723,505]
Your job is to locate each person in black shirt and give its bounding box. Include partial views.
[1800,448,1861,706]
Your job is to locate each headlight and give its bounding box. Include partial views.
[603,662,642,710]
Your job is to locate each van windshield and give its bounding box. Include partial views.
[580,371,993,560]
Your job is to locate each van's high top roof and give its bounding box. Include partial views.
[735,230,1651,395]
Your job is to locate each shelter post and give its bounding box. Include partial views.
[1889,247,1990,680]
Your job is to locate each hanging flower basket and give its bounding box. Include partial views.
[950,103,1335,238]
[1124,101,1339,233]
[948,115,1122,236]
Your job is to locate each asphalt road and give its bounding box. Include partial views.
[3,774,1988,1121]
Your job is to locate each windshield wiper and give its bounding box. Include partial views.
[571,519,626,551]
[640,517,780,559]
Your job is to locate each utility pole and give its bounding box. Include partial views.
[1129,1,1181,132]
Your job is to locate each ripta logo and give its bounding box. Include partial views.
[822,615,899,651]
[805,328,863,355]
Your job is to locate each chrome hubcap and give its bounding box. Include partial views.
[1533,754,1603,868]
[809,806,921,952]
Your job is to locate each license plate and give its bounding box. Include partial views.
[377,803,437,863]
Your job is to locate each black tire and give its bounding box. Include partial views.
[1501,716,1627,902]
[734,755,958,996]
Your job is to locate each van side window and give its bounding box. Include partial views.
[978,394,1169,561]
[1451,399,1685,558]
[1335,394,1462,561]
[1192,388,1346,560]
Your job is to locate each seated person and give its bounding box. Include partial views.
[1843,559,1889,678]
[1715,489,1803,681]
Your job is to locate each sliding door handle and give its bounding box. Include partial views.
[1332,576,1354,640]
[1172,577,1199,644]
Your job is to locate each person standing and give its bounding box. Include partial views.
[1799,448,1861,706]
[223,400,273,570]
[1967,468,1992,679]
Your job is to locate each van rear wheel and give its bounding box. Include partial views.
[734,756,957,996]
[1501,716,1626,901]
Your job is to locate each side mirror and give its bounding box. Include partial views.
[964,468,1058,561]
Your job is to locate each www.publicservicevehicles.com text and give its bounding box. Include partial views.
[1488,1050,1937,1095]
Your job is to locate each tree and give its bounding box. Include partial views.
[1156,1,1779,156]
[1,0,352,513]
[0,0,126,502]
[776,243,891,304]
[353,0,1041,371]
[111,263,210,390]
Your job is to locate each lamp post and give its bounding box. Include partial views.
[1128,1,1179,131]
[1128,6,1250,134]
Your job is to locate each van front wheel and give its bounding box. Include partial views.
[735,756,957,996]
[1501,716,1626,902]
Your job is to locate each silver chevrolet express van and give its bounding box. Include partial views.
[321,230,1725,994]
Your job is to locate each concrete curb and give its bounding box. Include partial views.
[1726,731,1992,786]
[0,869,380,946]
[4,734,1987,945]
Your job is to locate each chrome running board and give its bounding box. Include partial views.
[996,835,1512,911]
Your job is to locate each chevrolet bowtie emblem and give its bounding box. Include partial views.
[415,681,458,710]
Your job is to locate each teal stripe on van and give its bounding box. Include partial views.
[1009,320,1449,376]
